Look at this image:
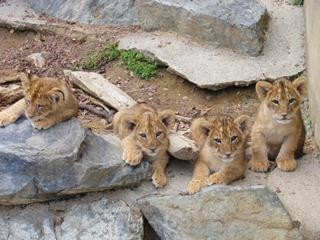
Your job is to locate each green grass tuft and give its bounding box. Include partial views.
[292,0,304,5]
[80,42,158,79]
[82,43,121,70]
[120,50,157,79]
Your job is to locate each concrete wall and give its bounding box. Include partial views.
[305,0,320,147]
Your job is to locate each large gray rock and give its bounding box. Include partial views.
[135,0,269,56]
[0,204,56,240]
[138,186,303,240]
[0,118,151,204]
[26,0,139,26]
[0,195,143,240]
[54,197,143,240]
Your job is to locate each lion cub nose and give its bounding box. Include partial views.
[281,114,288,118]
[150,147,157,152]
[225,152,232,158]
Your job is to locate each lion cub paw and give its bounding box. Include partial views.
[248,159,270,172]
[187,179,206,194]
[152,169,167,188]
[0,114,17,127]
[207,173,226,185]
[276,158,297,172]
[33,120,55,130]
[122,148,143,166]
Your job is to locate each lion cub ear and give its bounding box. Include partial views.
[234,115,251,136]
[191,118,212,137]
[48,88,65,103]
[256,81,273,101]
[159,110,176,129]
[20,73,33,91]
[293,76,308,97]
[122,114,137,131]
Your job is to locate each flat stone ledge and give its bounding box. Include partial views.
[119,0,305,90]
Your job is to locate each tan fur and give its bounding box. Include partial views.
[248,77,307,172]
[0,72,78,129]
[113,103,175,188]
[188,114,250,194]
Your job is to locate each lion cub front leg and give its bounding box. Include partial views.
[248,132,270,172]
[152,152,169,188]
[207,165,245,185]
[0,99,25,127]
[121,136,143,166]
[188,160,210,194]
[276,134,299,172]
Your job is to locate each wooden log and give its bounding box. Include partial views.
[0,84,24,105]
[64,70,136,111]
[64,70,199,161]
[0,70,28,84]
[168,132,198,161]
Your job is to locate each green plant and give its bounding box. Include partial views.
[292,0,304,6]
[82,43,121,70]
[120,50,157,79]
[80,42,158,79]
[305,113,312,126]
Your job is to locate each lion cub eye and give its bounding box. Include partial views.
[288,98,296,104]
[272,100,279,105]
[139,133,147,139]
[214,138,222,144]
[231,136,238,142]
[156,131,162,138]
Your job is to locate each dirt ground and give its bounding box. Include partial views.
[0,27,317,154]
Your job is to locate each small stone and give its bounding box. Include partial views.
[26,51,50,68]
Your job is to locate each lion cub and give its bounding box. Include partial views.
[188,114,250,194]
[248,77,307,172]
[113,103,175,188]
[0,72,78,129]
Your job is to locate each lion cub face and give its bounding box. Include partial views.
[131,110,175,156]
[205,115,248,163]
[256,78,307,124]
[23,75,67,121]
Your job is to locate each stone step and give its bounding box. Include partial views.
[135,0,269,56]
[119,0,305,90]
